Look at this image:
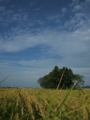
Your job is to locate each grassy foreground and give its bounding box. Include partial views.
[0,88,90,120]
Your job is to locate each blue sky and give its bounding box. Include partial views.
[0,0,90,87]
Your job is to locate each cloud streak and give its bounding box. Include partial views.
[0,0,90,87]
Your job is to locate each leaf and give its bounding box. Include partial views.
[51,81,77,120]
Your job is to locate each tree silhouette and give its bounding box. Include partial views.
[38,66,84,89]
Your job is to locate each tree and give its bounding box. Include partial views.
[38,66,84,89]
[72,74,84,88]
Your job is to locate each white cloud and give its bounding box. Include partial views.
[0,27,90,56]
[0,6,28,26]
[30,2,36,6]
[0,6,5,11]
[0,0,90,87]
[0,59,52,87]
[11,12,28,21]
[69,0,79,7]
[18,59,60,69]
[0,57,90,86]
[0,0,4,1]
[73,5,82,11]
[86,0,90,2]
[35,8,40,11]
[61,7,67,13]
[63,9,89,30]
[46,14,60,22]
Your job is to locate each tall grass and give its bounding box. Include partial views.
[0,75,90,120]
[0,88,90,120]
[44,69,77,120]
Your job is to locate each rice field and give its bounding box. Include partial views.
[0,88,90,120]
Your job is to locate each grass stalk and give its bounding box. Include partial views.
[57,69,65,89]
[44,69,65,120]
[0,75,10,86]
[51,81,77,120]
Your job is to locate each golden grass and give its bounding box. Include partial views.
[0,88,90,120]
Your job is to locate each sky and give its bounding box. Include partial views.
[0,0,90,88]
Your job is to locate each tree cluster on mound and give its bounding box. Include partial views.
[38,66,84,89]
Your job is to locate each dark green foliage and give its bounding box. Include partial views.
[72,74,84,88]
[38,66,84,89]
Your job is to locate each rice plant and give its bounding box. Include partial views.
[0,74,90,120]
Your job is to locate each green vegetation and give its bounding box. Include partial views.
[0,72,88,120]
[38,66,84,89]
[0,88,90,120]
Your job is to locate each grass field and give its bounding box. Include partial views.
[0,88,90,120]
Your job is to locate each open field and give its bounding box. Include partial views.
[0,88,90,120]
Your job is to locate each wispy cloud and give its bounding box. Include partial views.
[73,5,82,11]
[0,28,88,85]
[86,0,90,2]
[0,27,89,54]
[0,0,90,87]
[30,1,36,6]
[61,7,67,13]
[0,6,5,11]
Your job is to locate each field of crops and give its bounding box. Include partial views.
[0,88,90,120]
